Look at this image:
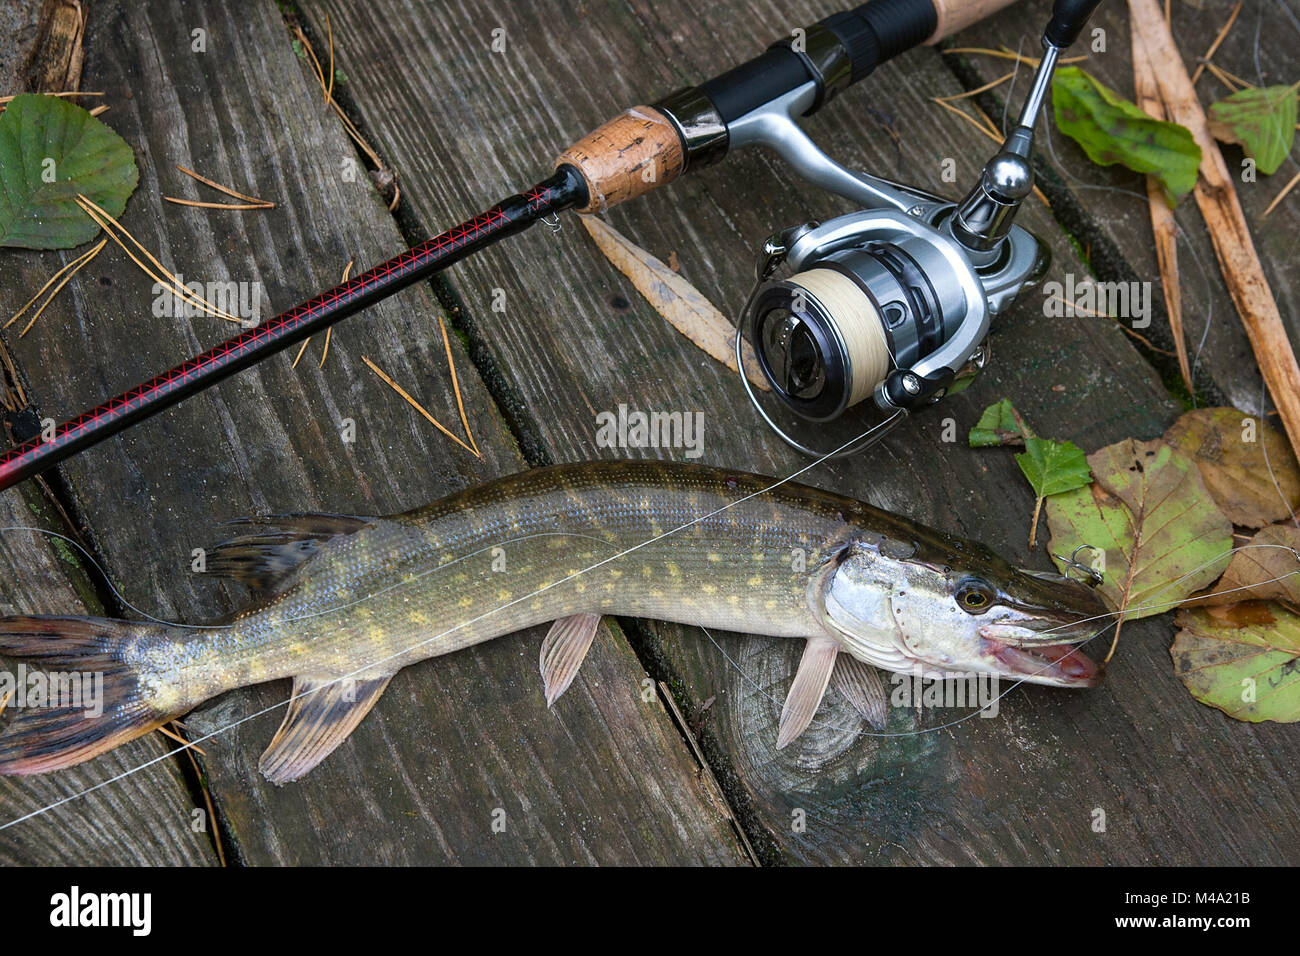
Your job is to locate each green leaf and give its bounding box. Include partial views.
[1046,438,1233,619]
[1014,437,1091,498]
[1015,436,1091,549]
[1172,604,1300,722]
[1052,66,1201,206]
[1207,83,1299,176]
[0,93,139,249]
[969,398,1026,447]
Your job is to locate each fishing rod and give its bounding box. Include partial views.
[0,0,1102,490]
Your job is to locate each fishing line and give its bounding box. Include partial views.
[0,429,874,831]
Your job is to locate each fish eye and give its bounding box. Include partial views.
[956,577,995,614]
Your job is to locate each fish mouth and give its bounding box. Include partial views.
[977,623,1101,687]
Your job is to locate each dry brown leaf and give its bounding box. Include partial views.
[1195,523,1300,611]
[1164,407,1300,527]
[580,216,768,390]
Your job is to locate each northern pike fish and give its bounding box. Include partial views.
[0,461,1105,782]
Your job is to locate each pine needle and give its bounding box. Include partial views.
[318,260,352,368]
[166,165,275,208]
[361,355,478,456]
[325,12,335,107]
[0,689,11,720]
[439,316,479,457]
[1191,0,1243,84]
[932,96,1001,141]
[5,237,105,330]
[943,47,1088,67]
[158,721,207,756]
[0,91,103,104]
[75,194,242,323]
[87,105,108,117]
[17,238,107,337]
[163,198,274,210]
[935,71,1015,103]
[291,337,312,369]
[1263,168,1300,217]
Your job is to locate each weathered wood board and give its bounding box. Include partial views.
[0,0,747,864]
[301,0,1300,863]
[950,0,1300,413]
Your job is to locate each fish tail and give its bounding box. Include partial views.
[0,616,185,775]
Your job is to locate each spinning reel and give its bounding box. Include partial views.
[734,0,1099,456]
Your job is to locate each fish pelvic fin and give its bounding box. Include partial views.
[830,653,888,730]
[776,636,839,750]
[259,673,393,785]
[539,613,601,708]
[0,616,186,774]
[207,513,375,593]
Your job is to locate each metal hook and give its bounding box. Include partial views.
[540,213,562,233]
[1054,544,1104,587]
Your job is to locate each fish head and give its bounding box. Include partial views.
[814,532,1108,687]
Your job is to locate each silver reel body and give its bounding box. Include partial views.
[729,73,1054,457]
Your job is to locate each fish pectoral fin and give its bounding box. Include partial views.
[208,513,375,593]
[539,613,602,708]
[777,636,839,750]
[830,654,888,730]
[259,673,393,785]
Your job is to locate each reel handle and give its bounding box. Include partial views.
[556,0,1021,213]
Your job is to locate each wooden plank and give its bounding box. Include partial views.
[307,0,1300,863]
[0,486,218,865]
[0,0,746,864]
[946,0,1300,412]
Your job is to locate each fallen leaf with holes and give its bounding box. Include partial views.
[581,216,767,390]
[1163,407,1300,528]
[1046,438,1233,624]
[1194,523,1300,612]
[1171,604,1300,722]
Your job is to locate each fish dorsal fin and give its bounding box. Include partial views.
[259,674,392,784]
[777,636,839,749]
[830,654,888,730]
[208,513,374,593]
[539,613,602,707]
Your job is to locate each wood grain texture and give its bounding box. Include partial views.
[557,106,685,212]
[948,0,1300,413]
[305,0,1300,863]
[0,0,746,865]
[1130,0,1300,465]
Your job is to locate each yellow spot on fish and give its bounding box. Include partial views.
[727,595,740,605]
[702,583,718,595]
[707,553,721,563]
[497,589,512,602]
[459,596,473,608]
[747,575,763,587]
[665,562,681,578]
[407,611,430,625]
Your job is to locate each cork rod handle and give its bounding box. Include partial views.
[555,107,685,215]
[927,0,1019,42]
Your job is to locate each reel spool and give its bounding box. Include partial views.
[736,208,1001,458]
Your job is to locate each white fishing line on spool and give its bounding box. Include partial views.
[786,267,891,407]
